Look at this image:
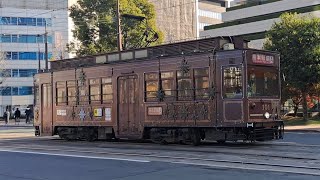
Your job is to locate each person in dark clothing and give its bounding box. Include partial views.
[3,111,7,124]
[25,107,31,124]
[14,108,21,125]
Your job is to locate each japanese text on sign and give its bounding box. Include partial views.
[252,54,274,65]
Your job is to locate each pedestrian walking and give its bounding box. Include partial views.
[6,109,10,125]
[14,108,21,125]
[25,107,31,124]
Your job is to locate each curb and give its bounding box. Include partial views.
[0,125,33,128]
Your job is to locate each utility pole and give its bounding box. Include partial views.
[116,0,122,52]
[44,22,48,71]
[37,37,41,72]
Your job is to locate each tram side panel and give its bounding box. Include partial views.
[142,54,216,128]
[34,73,54,136]
[51,66,117,139]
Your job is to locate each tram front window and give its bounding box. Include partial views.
[248,67,279,97]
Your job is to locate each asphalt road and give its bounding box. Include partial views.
[0,129,319,180]
[0,151,318,180]
[280,132,320,145]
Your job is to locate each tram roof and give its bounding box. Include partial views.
[49,36,251,72]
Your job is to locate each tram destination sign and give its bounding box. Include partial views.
[252,54,274,65]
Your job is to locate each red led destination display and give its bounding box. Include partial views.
[252,54,274,65]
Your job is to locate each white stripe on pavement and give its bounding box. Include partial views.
[0,148,150,163]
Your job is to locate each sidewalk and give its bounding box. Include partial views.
[0,119,33,127]
[285,125,320,133]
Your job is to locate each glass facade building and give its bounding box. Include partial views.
[0,0,77,117]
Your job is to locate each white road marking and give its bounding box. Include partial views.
[171,161,320,176]
[0,148,150,163]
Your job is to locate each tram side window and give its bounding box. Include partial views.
[67,81,76,105]
[89,78,101,104]
[78,80,89,105]
[161,72,174,100]
[102,78,112,103]
[145,73,158,102]
[194,68,209,100]
[56,82,66,105]
[223,67,242,99]
[177,71,193,100]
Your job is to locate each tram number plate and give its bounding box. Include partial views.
[148,107,162,116]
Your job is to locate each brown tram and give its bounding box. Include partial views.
[33,37,284,145]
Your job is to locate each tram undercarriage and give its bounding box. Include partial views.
[50,121,284,145]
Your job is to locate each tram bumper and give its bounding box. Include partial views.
[248,120,284,141]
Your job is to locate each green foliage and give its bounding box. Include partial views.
[265,13,320,120]
[69,0,163,56]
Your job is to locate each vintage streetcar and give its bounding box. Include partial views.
[33,37,284,145]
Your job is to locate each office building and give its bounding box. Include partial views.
[0,0,76,116]
[201,0,320,49]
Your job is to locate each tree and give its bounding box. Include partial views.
[264,13,320,120]
[69,0,163,56]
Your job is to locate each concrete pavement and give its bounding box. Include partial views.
[0,119,33,127]
[285,124,320,132]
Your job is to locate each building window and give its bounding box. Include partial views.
[0,16,51,27]
[12,87,19,95]
[67,81,76,105]
[56,82,66,105]
[198,9,222,20]
[145,73,158,101]
[0,69,11,77]
[19,69,37,77]
[177,71,193,100]
[0,34,53,44]
[0,86,34,96]
[0,87,11,96]
[0,35,11,42]
[89,78,101,104]
[0,17,10,25]
[194,68,209,99]
[19,86,33,95]
[102,78,112,103]
[5,51,52,60]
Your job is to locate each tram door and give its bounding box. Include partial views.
[41,83,53,135]
[117,75,139,136]
[217,65,244,124]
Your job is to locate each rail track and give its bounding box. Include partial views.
[0,138,319,176]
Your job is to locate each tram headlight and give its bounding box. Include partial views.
[264,112,270,119]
